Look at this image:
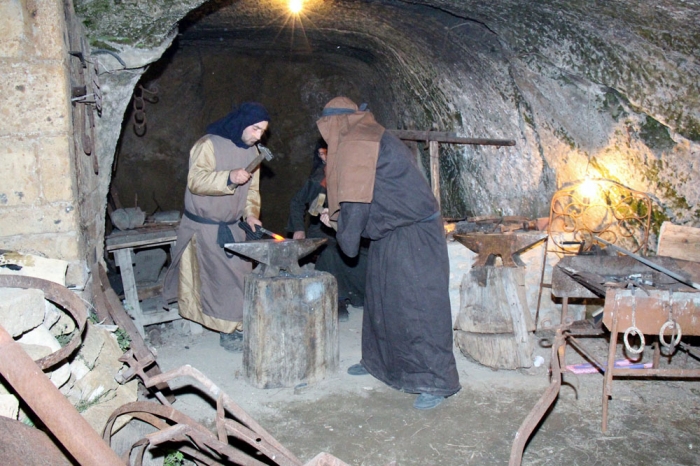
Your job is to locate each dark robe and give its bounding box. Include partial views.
[336,132,460,397]
[286,165,328,240]
[286,166,367,307]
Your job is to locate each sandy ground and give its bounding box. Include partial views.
[117,306,700,466]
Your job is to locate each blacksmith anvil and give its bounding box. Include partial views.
[454,232,547,267]
[225,238,327,277]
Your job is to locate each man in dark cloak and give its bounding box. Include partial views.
[163,102,270,352]
[316,97,460,409]
[286,142,367,320]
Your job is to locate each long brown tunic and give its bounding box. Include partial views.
[163,135,260,332]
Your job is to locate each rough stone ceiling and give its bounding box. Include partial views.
[78,0,699,133]
[77,0,700,225]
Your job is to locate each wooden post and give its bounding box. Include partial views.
[113,248,145,336]
[429,140,440,208]
[389,129,516,213]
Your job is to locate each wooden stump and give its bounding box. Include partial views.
[454,266,534,369]
[243,270,339,389]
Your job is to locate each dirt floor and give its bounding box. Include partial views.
[120,306,700,466]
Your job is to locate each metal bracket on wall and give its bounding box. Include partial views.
[131,83,159,137]
[68,44,102,174]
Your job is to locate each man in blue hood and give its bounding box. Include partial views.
[164,102,270,352]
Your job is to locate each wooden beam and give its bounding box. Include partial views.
[105,235,177,251]
[388,129,515,146]
[391,130,457,140]
[429,140,440,208]
[105,227,177,251]
[117,282,164,302]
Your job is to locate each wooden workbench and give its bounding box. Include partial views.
[105,223,180,336]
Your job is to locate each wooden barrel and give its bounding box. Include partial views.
[243,270,339,388]
[454,266,534,369]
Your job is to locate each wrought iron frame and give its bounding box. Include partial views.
[547,178,652,255]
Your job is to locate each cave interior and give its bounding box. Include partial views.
[100,0,700,237]
[1,1,700,464]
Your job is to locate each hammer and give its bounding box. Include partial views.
[307,193,326,217]
[230,144,275,188]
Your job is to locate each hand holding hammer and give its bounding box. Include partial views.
[229,144,275,187]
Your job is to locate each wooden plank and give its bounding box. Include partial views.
[140,308,181,327]
[90,262,113,325]
[512,267,536,333]
[117,283,163,302]
[105,227,177,251]
[429,140,440,209]
[105,235,177,251]
[503,268,534,367]
[657,222,700,262]
[387,129,515,146]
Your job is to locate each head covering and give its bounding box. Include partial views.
[316,97,385,223]
[206,102,270,148]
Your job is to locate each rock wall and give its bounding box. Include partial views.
[0,0,86,286]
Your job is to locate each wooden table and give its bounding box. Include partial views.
[105,224,180,336]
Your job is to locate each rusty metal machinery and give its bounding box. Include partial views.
[0,273,350,466]
[509,328,566,466]
[0,416,73,465]
[535,178,653,329]
[107,349,350,465]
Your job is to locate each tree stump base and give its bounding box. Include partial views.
[243,270,339,388]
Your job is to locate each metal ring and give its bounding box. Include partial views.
[659,320,682,348]
[623,326,645,354]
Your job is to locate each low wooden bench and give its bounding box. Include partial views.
[105,224,180,336]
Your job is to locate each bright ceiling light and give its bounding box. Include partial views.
[289,0,303,14]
